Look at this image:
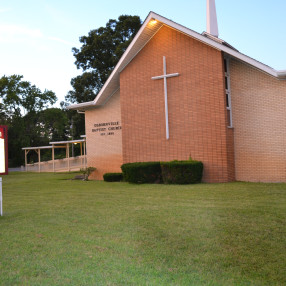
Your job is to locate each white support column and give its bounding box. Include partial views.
[52,145,55,172]
[34,149,40,173]
[25,150,27,172]
[83,141,86,168]
[80,142,83,169]
[38,149,41,173]
[67,143,70,172]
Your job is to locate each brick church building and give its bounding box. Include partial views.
[69,2,286,183]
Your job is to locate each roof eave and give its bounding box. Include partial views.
[67,100,97,111]
[277,70,286,79]
[67,11,286,111]
[93,12,156,106]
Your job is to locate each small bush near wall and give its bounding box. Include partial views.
[80,167,96,181]
[103,173,123,182]
[161,160,203,184]
[121,162,162,184]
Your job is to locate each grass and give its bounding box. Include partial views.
[0,172,285,285]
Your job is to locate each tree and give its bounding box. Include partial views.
[65,15,142,104]
[0,75,58,166]
[60,101,85,142]
[0,75,57,117]
[37,108,69,142]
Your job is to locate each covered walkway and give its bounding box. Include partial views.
[22,138,86,172]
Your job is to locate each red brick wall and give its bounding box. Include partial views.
[85,91,123,180]
[120,26,234,182]
[230,59,286,182]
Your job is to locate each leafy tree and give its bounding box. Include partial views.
[66,72,101,104]
[65,15,142,104]
[60,101,85,141]
[37,108,69,142]
[0,103,9,124]
[0,75,56,117]
[0,75,58,166]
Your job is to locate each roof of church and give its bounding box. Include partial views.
[68,11,286,111]
[201,32,238,51]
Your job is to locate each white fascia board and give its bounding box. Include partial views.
[93,12,155,106]
[68,12,157,110]
[49,139,85,145]
[22,146,53,150]
[67,100,96,110]
[277,70,286,79]
[153,13,279,78]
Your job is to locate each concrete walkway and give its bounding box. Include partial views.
[8,167,23,172]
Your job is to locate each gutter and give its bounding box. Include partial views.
[67,100,96,111]
[277,70,286,79]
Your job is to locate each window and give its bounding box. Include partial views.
[224,57,232,128]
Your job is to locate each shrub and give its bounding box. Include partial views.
[103,173,123,182]
[161,160,203,184]
[121,162,162,184]
[80,167,96,181]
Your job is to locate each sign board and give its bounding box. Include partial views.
[0,125,8,175]
[92,121,122,137]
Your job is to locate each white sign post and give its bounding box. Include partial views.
[0,177,2,216]
[0,137,5,173]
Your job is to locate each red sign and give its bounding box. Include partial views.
[0,127,4,139]
[0,125,8,175]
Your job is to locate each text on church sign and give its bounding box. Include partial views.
[92,121,121,136]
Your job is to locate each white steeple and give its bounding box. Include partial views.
[207,0,219,37]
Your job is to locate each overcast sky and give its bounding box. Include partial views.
[1,0,285,104]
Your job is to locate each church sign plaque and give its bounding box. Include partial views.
[92,121,122,136]
[0,125,8,175]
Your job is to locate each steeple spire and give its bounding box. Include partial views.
[207,0,219,37]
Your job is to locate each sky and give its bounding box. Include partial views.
[1,0,286,105]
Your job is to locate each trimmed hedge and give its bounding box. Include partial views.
[161,160,203,184]
[121,162,162,184]
[103,173,123,182]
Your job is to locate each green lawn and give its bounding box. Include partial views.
[0,172,285,286]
